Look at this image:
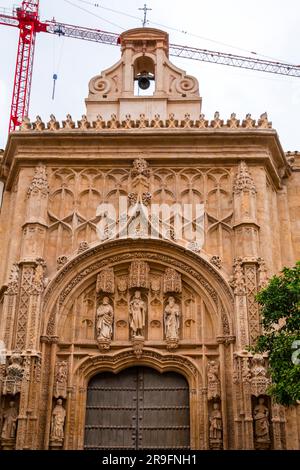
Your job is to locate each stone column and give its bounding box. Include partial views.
[202,387,209,449]
[277,184,294,267]
[232,161,259,260]
[0,263,20,351]
[20,164,49,262]
[240,356,254,449]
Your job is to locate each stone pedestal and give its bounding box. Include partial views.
[132,335,145,358]
[166,338,179,350]
[1,438,16,450]
[97,338,111,351]
[49,438,63,450]
[209,438,223,450]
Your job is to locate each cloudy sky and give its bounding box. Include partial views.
[0,0,299,150]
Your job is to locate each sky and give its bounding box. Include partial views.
[0,0,299,150]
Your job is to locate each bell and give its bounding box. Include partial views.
[138,76,151,90]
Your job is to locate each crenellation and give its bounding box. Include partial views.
[17,111,276,133]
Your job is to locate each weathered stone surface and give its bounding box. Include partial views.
[0,26,299,450]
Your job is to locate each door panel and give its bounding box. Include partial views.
[84,369,137,449]
[84,367,190,450]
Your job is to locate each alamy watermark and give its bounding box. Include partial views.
[95,197,205,248]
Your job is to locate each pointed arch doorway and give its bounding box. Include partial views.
[84,367,190,450]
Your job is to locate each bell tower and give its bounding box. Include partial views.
[86,28,202,121]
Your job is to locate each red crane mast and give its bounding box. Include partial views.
[1,1,47,132]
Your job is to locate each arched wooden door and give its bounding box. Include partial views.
[84,367,190,450]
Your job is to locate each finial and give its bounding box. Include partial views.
[139,4,152,27]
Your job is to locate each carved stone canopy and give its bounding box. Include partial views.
[233,161,256,195]
[129,260,149,289]
[3,354,24,396]
[163,268,182,293]
[96,267,115,294]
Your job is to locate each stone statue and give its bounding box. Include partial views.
[96,296,114,341]
[1,401,18,440]
[253,397,270,442]
[207,360,221,400]
[50,399,66,442]
[129,290,146,337]
[164,296,180,340]
[209,402,222,440]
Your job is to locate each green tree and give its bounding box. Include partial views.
[254,261,300,406]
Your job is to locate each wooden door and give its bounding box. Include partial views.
[84,367,190,450]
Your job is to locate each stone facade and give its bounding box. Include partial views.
[0,28,299,450]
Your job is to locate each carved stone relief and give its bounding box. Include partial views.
[129,261,149,289]
[96,267,115,294]
[3,355,24,396]
[129,290,147,338]
[50,399,66,448]
[163,268,182,293]
[96,296,114,350]
[1,400,18,449]
[209,402,223,450]
[207,360,221,401]
[54,361,68,399]
[253,397,271,449]
[164,296,181,349]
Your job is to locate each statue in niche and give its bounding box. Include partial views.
[50,399,66,443]
[96,296,114,341]
[164,296,180,341]
[209,402,222,441]
[129,290,146,337]
[1,401,18,440]
[253,397,270,443]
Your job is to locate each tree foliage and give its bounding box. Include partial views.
[254,261,300,406]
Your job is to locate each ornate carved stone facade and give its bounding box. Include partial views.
[0,27,299,450]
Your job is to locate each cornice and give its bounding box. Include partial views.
[1,128,289,190]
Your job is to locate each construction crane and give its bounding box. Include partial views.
[1,1,300,133]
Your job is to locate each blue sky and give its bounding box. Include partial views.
[0,0,299,150]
